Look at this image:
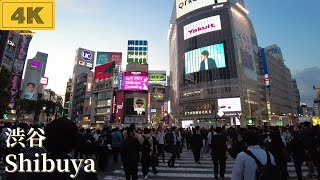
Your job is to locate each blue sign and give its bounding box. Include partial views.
[260,48,271,88]
[127,40,148,51]
[81,50,92,61]
[96,52,110,65]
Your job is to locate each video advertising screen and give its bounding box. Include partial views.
[185,43,226,74]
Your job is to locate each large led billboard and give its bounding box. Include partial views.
[94,61,115,81]
[122,71,148,91]
[185,43,226,74]
[125,98,147,116]
[218,98,242,112]
[184,15,222,40]
[96,52,122,65]
[127,40,148,63]
[152,86,166,101]
[176,0,227,19]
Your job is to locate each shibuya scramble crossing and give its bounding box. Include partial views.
[0,0,320,180]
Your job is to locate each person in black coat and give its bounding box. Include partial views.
[190,126,203,164]
[291,131,306,180]
[211,127,227,179]
[121,127,141,180]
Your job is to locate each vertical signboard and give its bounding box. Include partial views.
[127,40,148,64]
[260,48,271,88]
[148,93,151,123]
[115,91,124,123]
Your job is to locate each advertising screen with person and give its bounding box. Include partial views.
[22,82,37,100]
[185,43,226,74]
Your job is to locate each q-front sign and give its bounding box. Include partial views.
[176,0,227,19]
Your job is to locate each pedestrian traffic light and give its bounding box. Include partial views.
[3,114,8,119]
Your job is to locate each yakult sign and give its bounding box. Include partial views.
[184,15,222,40]
[123,72,148,91]
[176,0,227,19]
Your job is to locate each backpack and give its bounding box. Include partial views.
[244,150,282,180]
[141,135,151,156]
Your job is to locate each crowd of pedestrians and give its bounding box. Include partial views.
[0,119,320,180]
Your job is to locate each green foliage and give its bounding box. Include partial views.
[0,67,12,118]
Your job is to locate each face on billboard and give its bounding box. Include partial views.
[185,43,226,74]
[123,72,148,91]
[184,15,222,40]
[152,86,166,101]
[22,82,37,101]
[134,98,146,115]
[218,98,242,112]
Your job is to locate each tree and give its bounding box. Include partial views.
[0,67,12,118]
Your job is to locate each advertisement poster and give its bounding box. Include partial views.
[149,71,166,84]
[96,52,122,65]
[22,82,38,101]
[152,86,166,101]
[94,61,115,81]
[122,72,148,91]
[184,15,222,40]
[185,43,226,74]
[217,98,242,112]
[125,98,146,116]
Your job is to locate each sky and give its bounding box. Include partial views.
[26,0,320,105]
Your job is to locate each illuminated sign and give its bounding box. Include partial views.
[96,52,122,65]
[7,40,15,47]
[149,71,167,84]
[81,50,92,61]
[31,60,41,69]
[218,98,242,112]
[176,0,227,19]
[40,77,48,85]
[184,15,221,40]
[122,72,148,91]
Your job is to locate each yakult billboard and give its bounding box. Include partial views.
[184,15,222,40]
[122,72,148,91]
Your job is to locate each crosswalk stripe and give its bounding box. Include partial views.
[105,149,318,179]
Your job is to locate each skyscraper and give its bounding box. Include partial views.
[170,0,265,126]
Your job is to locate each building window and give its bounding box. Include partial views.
[97,108,111,115]
[98,92,112,100]
[97,100,111,108]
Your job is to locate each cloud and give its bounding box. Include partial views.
[293,66,320,106]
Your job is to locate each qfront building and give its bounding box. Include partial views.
[170,0,266,126]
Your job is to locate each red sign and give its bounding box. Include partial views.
[110,52,122,65]
[40,77,49,85]
[94,61,115,80]
[115,91,124,123]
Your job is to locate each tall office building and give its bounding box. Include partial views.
[170,0,265,126]
[261,45,299,125]
[63,78,72,118]
[21,52,48,101]
[69,48,95,122]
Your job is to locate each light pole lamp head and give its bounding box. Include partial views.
[43,107,46,110]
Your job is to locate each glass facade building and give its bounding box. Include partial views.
[170,1,266,126]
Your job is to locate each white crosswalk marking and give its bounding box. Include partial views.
[104,150,318,180]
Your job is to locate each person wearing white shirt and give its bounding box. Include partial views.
[156,127,166,163]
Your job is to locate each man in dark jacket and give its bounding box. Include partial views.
[190,126,203,164]
[167,127,178,167]
[211,127,227,179]
[121,127,140,180]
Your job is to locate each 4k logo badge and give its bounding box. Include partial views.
[0,0,55,30]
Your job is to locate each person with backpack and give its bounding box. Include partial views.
[211,127,227,179]
[140,128,155,180]
[231,130,280,180]
[111,127,123,163]
[121,127,140,180]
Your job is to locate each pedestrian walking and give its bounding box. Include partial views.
[211,127,227,179]
[166,127,178,167]
[111,127,123,163]
[140,128,154,180]
[121,127,140,180]
[156,127,165,163]
[190,126,203,164]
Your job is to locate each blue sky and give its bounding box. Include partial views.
[26,0,320,104]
